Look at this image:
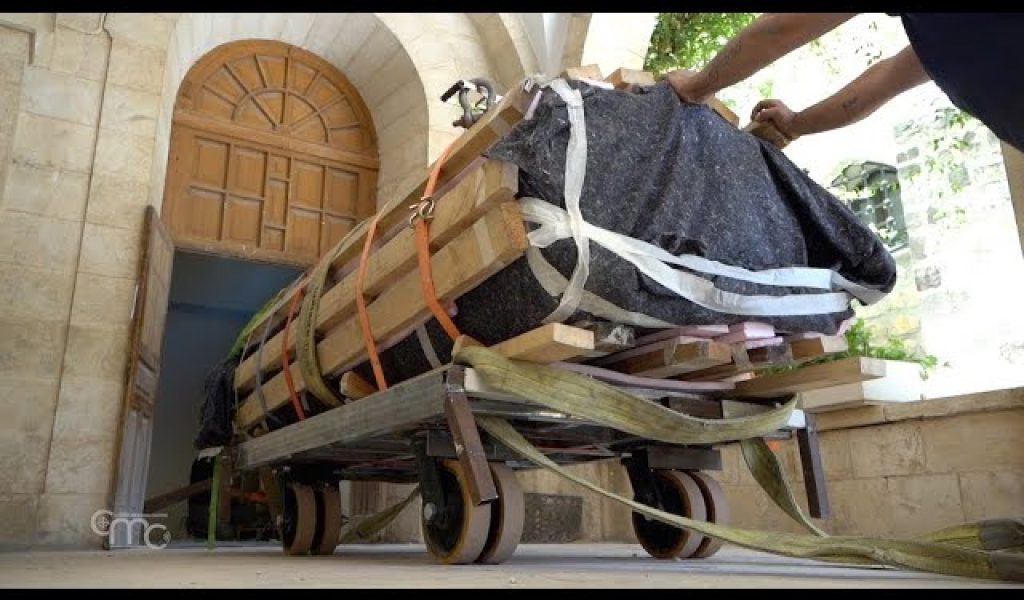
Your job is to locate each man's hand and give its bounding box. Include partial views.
[664,69,712,104]
[750,99,801,141]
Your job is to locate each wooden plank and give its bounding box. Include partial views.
[632,324,729,346]
[233,159,518,392]
[489,324,595,363]
[705,97,740,127]
[734,356,887,399]
[236,369,449,469]
[235,83,537,359]
[235,202,529,430]
[605,68,656,90]
[144,479,212,513]
[680,340,792,382]
[713,321,775,344]
[340,371,376,401]
[554,361,734,393]
[646,446,722,471]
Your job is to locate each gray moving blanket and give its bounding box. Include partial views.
[355,80,897,385]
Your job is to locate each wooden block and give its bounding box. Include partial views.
[597,337,733,378]
[562,64,604,81]
[234,159,518,393]
[340,372,377,401]
[605,68,656,90]
[488,324,595,363]
[743,119,791,149]
[713,321,775,344]
[705,97,740,127]
[734,356,887,399]
[789,335,848,361]
[571,321,635,358]
[236,84,538,356]
[235,202,529,430]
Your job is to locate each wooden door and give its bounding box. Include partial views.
[108,206,175,548]
[164,40,379,265]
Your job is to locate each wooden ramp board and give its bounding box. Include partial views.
[797,359,923,413]
[235,203,529,431]
[489,324,595,363]
[233,159,518,394]
[234,83,538,358]
[605,68,656,90]
[733,356,887,399]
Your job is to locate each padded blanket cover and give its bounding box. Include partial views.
[355,80,896,385]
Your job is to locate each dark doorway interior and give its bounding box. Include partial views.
[146,250,302,541]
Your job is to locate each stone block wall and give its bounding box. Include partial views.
[516,388,1023,543]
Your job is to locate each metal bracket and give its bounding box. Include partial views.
[412,437,448,527]
[796,413,831,519]
[441,77,498,129]
[444,367,498,506]
[622,450,662,510]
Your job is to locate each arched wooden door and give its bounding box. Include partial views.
[164,40,379,264]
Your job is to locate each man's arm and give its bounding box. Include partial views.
[752,44,932,140]
[667,13,857,103]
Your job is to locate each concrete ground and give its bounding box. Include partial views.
[1,543,1019,588]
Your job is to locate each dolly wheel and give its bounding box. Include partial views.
[476,463,525,565]
[421,459,493,564]
[632,469,708,559]
[281,483,317,555]
[687,471,729,558]
[312,484,342,556]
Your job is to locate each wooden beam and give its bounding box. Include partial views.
[233,160,518,393]
[633,324,728,346]
[595,337,733,378]
[488,324,595,363]
[563,64,604,81]
[235,83,537,358]
[743,119,790,149]
[605,68,656,90]
[340,372,376,401]
[235,203,529,430]
[734,356,887,399]
[705,97,740,127]
[681,340,793,382]
[789,335,848,360]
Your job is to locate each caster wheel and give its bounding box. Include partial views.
[476,463,525,565]
[421,459,493,564]
[281,483,316,555]
[688,471,729,558]
[632,470,708,559]
[312,483,342,556]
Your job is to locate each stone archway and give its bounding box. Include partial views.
[151,13,537,213]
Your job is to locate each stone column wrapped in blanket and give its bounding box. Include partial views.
[354,80,897,385]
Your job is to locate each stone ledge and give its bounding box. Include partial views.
[815,386,1024,432]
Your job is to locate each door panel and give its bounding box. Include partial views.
[164,40,378,264]
[108,206,174,548]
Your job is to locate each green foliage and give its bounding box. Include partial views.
[764,319,941,379]
[644,13,757,74]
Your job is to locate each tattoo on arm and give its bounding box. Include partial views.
[840,96,859,114]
